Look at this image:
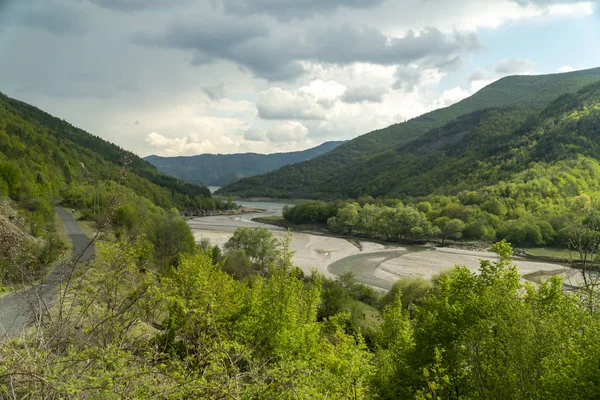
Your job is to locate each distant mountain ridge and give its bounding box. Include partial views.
[144,141,345,186]
[218,67,600,199]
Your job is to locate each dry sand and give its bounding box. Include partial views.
[376,247,579,284]
[190,206,579,288]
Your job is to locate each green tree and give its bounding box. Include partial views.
[435,217,465,246]
[148,209,196,271]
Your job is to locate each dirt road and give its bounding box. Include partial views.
[0,207,95,340]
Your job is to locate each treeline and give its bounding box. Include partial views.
[284,156,600,247]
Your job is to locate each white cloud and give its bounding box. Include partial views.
[547,2,595,16]
[342,86,388,103]
[267,121,308,143]
[557,65,575,73]
[257,80,346,120]
[257,87,328,120]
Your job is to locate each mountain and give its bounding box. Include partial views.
[219,67,600,199]
[0,92,211,210]
[337,81,600,198]
[144,141,345,186]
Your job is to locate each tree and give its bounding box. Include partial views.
[224,227,279,269]
[435,217,465,246]
[148,209,196,271]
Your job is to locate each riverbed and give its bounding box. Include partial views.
[189,200,579,290]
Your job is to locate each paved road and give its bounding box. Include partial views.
[0,207,95,339]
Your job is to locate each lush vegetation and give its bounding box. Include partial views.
[283,159,600,247]
[220,67,600,199]
[0,91,214,211]
[146,141,344,186]
[0,91,230,285]
[3,204,600,399]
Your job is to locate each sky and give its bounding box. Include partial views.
[0,0,598,157]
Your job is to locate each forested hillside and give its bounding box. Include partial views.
[0,92,212,210]
[145,140,344,186]
[219,67,600,198]
[280,82,600,247]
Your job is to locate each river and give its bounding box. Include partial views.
[189,200,579,291]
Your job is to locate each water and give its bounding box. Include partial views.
[208,186,221,194]
[235,200,293,213]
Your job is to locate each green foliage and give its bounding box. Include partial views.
[0,91,214,211]
[224,227,280,269]
[147,209,196,271]
[3,231,600,398]
[379,276,433,311]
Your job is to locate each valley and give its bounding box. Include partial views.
[1,10,600,394]
[189,200,575,291]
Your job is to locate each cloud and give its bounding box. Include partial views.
[257,87,328,120]
[393,65,446,92]
[557,65,575,73]
[342,86,388,103]
[84,0,189,12]
[266,121,308,143]
[494,59,537,75]
[9,2,88,36]
[220,0,385,20]
[134,16,269,53]
[243,128,268,141]
[136,21,481,81]
[202,83,226,100]
[468,68,495,83]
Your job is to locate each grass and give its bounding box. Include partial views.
[526,247,570,260]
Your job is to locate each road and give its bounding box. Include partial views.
[0,207,95,340]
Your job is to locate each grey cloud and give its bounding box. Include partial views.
[468,68,494,82]
[84,0,188,12]
[136,21,481,81]
[342,86,388,103]
[393,65,422,92]
[9,2,88,36]
[244,128,267,141]
[220,0,386,20]
[304,26,480,66]
[494,59,536,75]
[202,83,226,100]
[135,18,268,53]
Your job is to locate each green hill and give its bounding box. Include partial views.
[338,81,600,198]
[144,141,345,187]
[219,67,600,199]
[0,92,212,210]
